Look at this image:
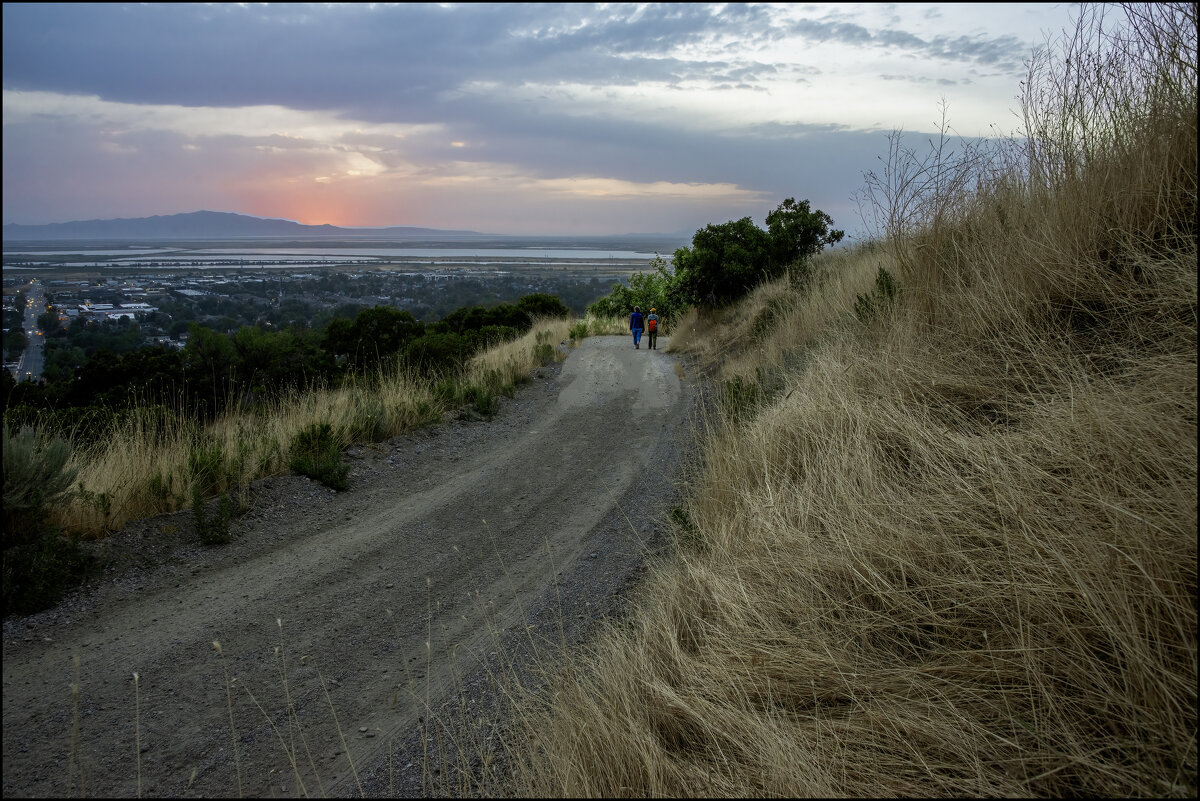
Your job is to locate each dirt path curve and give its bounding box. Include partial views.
[3,335,698,798]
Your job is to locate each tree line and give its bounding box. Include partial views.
[1,293,571,441]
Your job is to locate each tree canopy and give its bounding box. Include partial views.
[672,217,772,308]
[587,255,677,321]
[766,197,845,275]
[670,198,844,308]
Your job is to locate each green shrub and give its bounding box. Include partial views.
[2,425,91,614]
[854,266,900,324]
[483,367,516,398]
[288,422,349,491]
[404,332,470,374]
[187,439,227,496]
[76,483,113,525]
[3,425,78,548]
[670,505,706,553]
[3,530,94,615]
[516,292,571,321]
[465,325,519,351]
[432,377,463,406]
[145,471,181,515]
[192,485,233,545]
[147,471,172,502]
[751,295,794,342]
[719,375,765,424]
[462,384,499,419]
[345,397,388,442]
[412,398,439,424]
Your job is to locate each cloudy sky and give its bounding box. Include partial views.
[2,2,1076,237]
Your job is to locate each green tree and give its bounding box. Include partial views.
[5,328,28,360]
[765,197,845,279]
[404,332,470,374]
[232,326,329,396]
[626,255,676,319]
[321,306,424,371]
[587,254,679,321]
[669,199,845,309]
[586,282,634,318]
[672,217,772,308]
[515,292,570,322]
[36,308,60,334]
[182,324,237,417]
[41,342,87,385]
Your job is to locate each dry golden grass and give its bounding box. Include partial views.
[468,317,572,382]
[497,5,1197,797]
[53,318,572,536]
[502,243,1196,796]
[570,312,629,339]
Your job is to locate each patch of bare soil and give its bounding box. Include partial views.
[2,335,701,798]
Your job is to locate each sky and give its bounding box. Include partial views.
[2,2,1079,238]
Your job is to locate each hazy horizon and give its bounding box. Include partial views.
[1,209,694,240]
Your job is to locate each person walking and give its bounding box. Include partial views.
[630,305,645,349]
[645,307,659,350]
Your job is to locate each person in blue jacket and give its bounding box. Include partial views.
[630,305,645,349]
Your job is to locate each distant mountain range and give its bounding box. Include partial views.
[1,211,497,242]
[1,211,694,246]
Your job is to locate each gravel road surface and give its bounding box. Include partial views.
[2,334,699,798]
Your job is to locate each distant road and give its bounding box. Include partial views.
[16,278,46,381]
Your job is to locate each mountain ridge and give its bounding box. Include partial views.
[1,210,494,241]
[2,210,692,243]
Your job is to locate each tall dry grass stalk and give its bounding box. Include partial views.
[50,318,572,537]
[467,317,571,386]
[133,671,142,798]
[212,641,244,798]
[572,313,628,338]
[502,4,1196,796]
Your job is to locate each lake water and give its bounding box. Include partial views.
[4,249,179,256]
[3,246,670,273]
[5,247,661,260]
[195,247,660,259]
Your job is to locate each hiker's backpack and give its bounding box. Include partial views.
[648,317,658,332]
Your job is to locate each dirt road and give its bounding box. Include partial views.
[2,335,697,797]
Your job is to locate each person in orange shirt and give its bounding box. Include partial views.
[645,307,659,350]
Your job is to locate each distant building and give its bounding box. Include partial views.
[151,336,185,350]
[74,301,157,321]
